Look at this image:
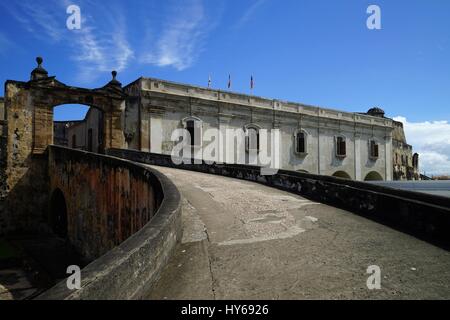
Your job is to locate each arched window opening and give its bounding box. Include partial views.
[294,130,307,155]
[335,136,346,158]
[369,139,379,160]
[49,189,68,238]
[245,126,260,153]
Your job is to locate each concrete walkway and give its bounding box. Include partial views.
[146,166,450,300]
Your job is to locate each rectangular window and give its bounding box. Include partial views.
[186,121,195,147]
[296,132,306,154]
[370,140,379,159]
[336,136,346,157]
[246,128,260,152]
[186,120,201,147]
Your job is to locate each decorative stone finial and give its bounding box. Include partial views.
[107,70,122,88]
[30,56,48,81]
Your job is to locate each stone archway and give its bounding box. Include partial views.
[0,57,127,234]
[4,57,127,173]
[4,58,126,156]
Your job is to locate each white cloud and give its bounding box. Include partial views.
[140,0,210,71]
[234,0,267,29]
[394,116,450,176]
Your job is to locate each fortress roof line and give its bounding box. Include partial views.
[124,76,394,128]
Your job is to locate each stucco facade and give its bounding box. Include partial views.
[64,108,104,153]
[121,78,394,181]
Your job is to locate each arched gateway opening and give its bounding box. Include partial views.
[53,104,105,153]
[4,57,127,156]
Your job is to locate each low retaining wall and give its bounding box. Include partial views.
[38,146,182,299]
[108,148,450,249]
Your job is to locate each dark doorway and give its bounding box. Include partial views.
[49,189,68,238]
[87,128,93,152]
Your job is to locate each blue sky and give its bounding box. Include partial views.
[0,0,449,175]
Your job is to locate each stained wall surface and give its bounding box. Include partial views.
[48,146,160,260]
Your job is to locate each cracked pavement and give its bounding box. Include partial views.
[146,166,450,300]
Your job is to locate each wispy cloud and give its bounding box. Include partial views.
[4,0,134,84]
[1,1,64,42]
[69,9,134,83]
[394,116,450,176]
[234,0,267,29]
[0,33,13,55]
[4,0,214,82]
[140,0,211,71]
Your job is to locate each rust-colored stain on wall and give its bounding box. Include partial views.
[49,147,158,261]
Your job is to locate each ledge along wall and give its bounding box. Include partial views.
[108,148,450,249]
[38,146,182,299]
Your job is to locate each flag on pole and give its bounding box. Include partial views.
[228,74,231,89]
[250,75,254,90]
[208,75,211,88]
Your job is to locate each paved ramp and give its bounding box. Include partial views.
[147,166,450,300]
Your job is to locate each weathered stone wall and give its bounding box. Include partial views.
[0,97,7,234]
[48,146,161,261]
[39,146,182,300]
[1,81,50,234]
[392,121,419,180]
[108,148,450,248]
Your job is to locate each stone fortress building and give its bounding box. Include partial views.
[3,59,447,300]
[56,77,419,181]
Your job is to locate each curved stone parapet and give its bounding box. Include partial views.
[37,146,182,300]
[107,148,450,249]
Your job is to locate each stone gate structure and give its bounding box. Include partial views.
[0,57,127,235]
